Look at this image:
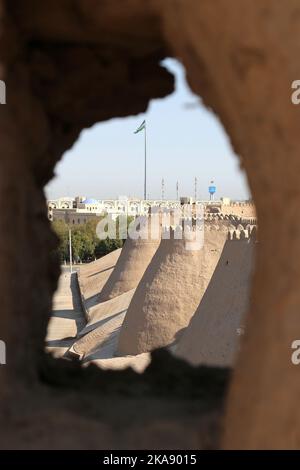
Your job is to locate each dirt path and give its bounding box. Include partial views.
[45,271,86,358]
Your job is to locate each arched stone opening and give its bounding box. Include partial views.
[0,0,297,449]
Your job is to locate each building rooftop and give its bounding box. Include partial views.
[82,198,99,204]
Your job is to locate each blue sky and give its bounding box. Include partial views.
[45,58,250,201]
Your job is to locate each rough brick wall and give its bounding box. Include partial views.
[0,0,299,449]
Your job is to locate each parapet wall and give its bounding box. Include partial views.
[219,203,256,220]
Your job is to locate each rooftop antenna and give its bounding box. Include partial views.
[194,177,198,202]
[161,178,165,200]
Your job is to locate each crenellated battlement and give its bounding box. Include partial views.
[203,220,257,241]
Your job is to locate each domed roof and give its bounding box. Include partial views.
[82,198,99,204]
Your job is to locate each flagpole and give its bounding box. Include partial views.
[134,120,147,200]
[69,228,73,274]
[144,123,147,200]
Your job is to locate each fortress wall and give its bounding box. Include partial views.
[69,289,135,360]
[0,0,299,450]
[77,248,122,319]
[174,236,255,367]
[99,237,160,302]
[220,204,256,220]
[117,229,227,355]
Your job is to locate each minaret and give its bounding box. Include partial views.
[176,181,179,200]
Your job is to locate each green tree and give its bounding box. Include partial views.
[51,215,134,264]
[52,220,69,262]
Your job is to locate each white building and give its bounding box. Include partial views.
[48,196,74,210]
[76,198,103,213]
[47,195,225,224]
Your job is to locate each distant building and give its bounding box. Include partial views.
[77,198,103,213]
[180,196,193,205]
[48,197,74,210]
[47,195,255,225]
[220,197,231,205]
[74,196,86,206]
[52,209,101,225]
[47,196,181,224]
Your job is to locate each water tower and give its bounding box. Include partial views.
[208,180,216,201]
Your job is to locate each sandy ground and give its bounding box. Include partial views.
[85,353,151,372]
[70,289,135,359]
[45,270,86,358]
[46,252,151,372]
[78,248,122,313]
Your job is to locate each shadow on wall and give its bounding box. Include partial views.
[1,0,296,451]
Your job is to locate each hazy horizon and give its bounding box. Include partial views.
[45,58,250,202]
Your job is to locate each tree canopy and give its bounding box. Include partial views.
[51,217,132,263]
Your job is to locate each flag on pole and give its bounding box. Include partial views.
[134,120,146,134]
[134,119,147,200]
